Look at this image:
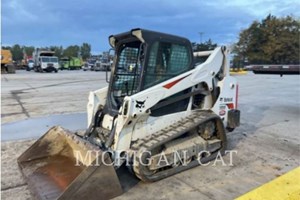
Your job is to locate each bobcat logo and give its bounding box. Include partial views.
[135,100,146,109]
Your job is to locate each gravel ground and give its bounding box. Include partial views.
[1,71,300,200]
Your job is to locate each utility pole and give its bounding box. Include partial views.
[198,32,204,44]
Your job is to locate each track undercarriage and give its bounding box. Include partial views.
[132,110,227,182]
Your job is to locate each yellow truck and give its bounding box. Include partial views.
[1,49,15,74]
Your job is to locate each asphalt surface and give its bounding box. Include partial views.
[1,70,300,200]
[1,113,86,141]
[1,70,107,124]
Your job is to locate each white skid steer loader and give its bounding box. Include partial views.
[18,28,240,200]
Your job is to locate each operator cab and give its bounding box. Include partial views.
[107,28,194,114]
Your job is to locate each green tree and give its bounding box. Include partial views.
[192,39,217,51]
[80,43,91,60]
[2,46,12,50]
[50,46,64,58]
[63,45,80,57]
[11,44,23,61]
[234,14,300,66]
[23,46,35,56]
[192,39,218,65]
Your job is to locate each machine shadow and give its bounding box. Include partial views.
[116,165,140,193]
[226,103,268,151]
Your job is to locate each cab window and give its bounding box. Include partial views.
[144,41,190,89]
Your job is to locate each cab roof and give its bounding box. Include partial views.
[109,28,191,48]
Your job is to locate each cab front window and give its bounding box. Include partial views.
[144,41,191,89]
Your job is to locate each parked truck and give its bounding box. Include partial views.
[60,57,70,70]
[82,58,97,71]
[1,49,15,74]
[94,57,111,71]
[69,57,82,70]
[33,49,59,73]
[60,57,82,70]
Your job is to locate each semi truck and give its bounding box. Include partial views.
[33,49,59,73]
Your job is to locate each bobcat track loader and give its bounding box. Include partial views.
[18,29,240,199]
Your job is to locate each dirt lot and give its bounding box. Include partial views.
[1,70,300,200]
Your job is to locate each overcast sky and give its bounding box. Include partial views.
[2,0,299,54]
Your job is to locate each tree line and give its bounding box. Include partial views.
[192,39,218,52]
[233,14,299,68]
[2,43,91,61]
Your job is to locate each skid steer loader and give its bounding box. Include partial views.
[18,28,240,200]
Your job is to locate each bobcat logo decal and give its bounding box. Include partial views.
[135,100,146,109]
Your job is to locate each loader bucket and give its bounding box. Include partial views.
[17,126,123,200]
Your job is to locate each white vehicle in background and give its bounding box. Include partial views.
[33,49,59,73]
[82,58,96,71]
[26,59,34,71]
[94,57,111,71]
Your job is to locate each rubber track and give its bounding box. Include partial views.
[132,110,227,182]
